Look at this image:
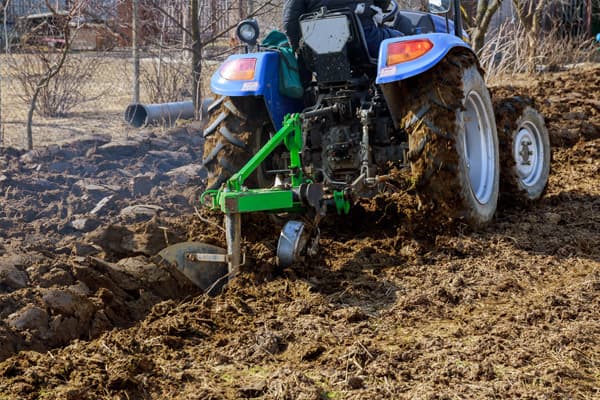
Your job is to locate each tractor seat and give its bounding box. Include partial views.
[394,10,435,35]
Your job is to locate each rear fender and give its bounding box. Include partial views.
[210,52,303,130]
[375,33,473,85]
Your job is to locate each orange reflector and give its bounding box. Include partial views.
[220,58,256,80]
[387,39,433,65]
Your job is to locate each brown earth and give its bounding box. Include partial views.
[0,64,598,399]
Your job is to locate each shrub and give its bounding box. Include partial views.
[7,51,108,118]
[479,20,598,81]
[140,51,192,104]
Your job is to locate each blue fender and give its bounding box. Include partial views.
[210,52,303,130]
[375,33,473,85]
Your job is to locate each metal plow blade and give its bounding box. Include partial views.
[159,242,228,295]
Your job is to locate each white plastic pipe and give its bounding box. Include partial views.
[124,101,195,128]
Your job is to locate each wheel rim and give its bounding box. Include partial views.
[463,91,496,205]
[513,121,544,187]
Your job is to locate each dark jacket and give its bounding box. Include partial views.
[283,0,389,50]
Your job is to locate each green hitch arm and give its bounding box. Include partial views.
[333,190,351,215]
[227,113,303,191]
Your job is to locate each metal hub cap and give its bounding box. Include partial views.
[514,122,543,187]
[463,91,495,205]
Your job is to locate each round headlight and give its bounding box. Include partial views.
[236,20,259,45]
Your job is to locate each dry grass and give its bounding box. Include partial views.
[140,52,192,104]
[0,51,220,149]
[5,52,111,118]
[1,52,134,148]
[479,21,599,85]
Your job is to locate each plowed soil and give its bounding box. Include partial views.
[0,64,598,399]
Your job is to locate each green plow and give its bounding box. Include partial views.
[159,113,351,294]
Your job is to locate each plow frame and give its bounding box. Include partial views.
[200,112,351,278]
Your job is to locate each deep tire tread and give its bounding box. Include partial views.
[202,142,226,165]
[202,97,270,190]
[207,96,225,114]
[400,50,499,226]
[204,111,229,137]
[219,126,247,149]
[223,100,247,121]
[494,97,550,203]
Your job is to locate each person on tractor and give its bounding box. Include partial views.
[283,0,403,58]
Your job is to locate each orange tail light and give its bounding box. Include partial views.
[387,39,433,66]
[220,58,257,80]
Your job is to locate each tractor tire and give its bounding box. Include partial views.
[401,51,499,226]
[202,96,274,190]
[495,98,550,201]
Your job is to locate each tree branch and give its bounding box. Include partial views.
[147,0,193,37]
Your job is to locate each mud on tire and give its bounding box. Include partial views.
[494,97,551,202]
[399,51,499,226]
[202,96,273,190]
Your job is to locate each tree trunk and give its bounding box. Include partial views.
[470,0,504,54]
[1,0,10,145]
[0,45,3,147]
[26,12,71,150]
[182,4,188,50]
[26,88,41,150]
[132,0,140,103]
[3,0,10,53]
[191,0,202,116]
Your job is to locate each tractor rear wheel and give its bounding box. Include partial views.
[495,98,550,201]
[402,52,499,226]
[202,96,276,190]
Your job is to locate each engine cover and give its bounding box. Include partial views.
[300,14,352,82]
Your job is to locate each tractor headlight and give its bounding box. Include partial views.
[236,20,259,46]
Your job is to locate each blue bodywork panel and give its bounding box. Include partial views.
[210,51,303,130]
[375,33,472,85]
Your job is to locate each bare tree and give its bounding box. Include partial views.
[0,0,10,146]
[190,0,200,114]
[0,56,2,146]
[469,0,504,53]
[145,0,279,113]
[132,0,140,103]
[8,50,108,116]
[2,0,9,52]
[512,0,548,72]
[24,0,89,150]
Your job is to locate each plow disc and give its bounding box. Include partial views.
[159,242,228,295]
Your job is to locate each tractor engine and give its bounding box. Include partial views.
[321,124,362,180]
[300,89,365,185]
[300,87,405,187]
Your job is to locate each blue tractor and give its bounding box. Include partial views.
[160,0,550,292]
